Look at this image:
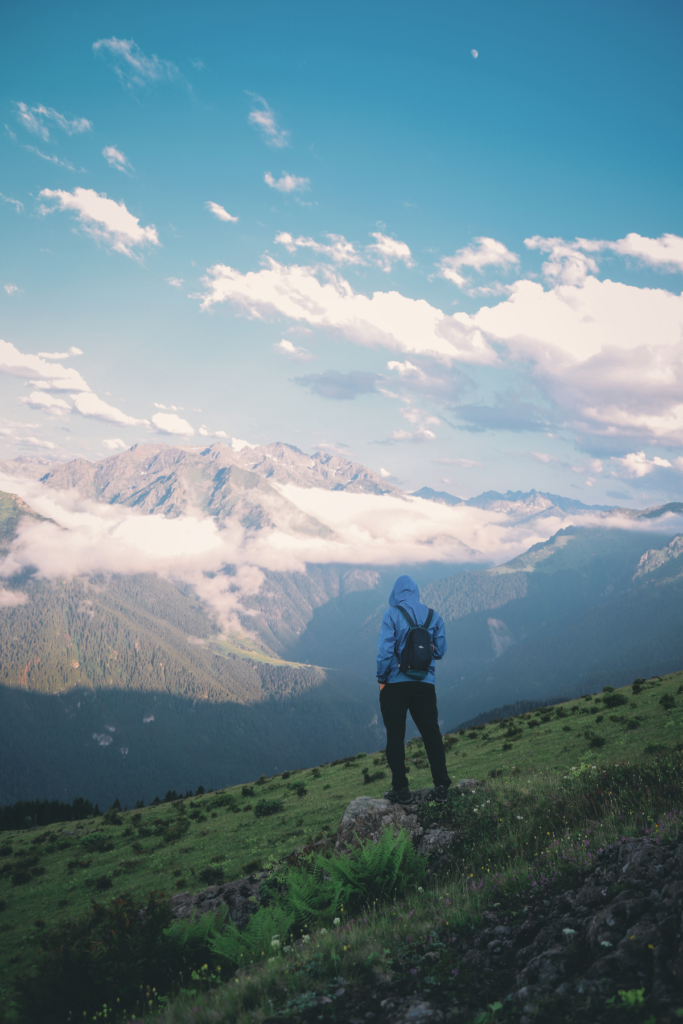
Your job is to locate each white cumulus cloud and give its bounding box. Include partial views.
[103,146,133,173]
[38,347,82,359]
[264,172,310,193]
[93,37,179,87]
[274,338,314,361]
[198,258,495,364]
[275,232,363,264]
[19,391,71,418]
[39,187,159,258]
[102,438,127,450]
[151,412,194,435]
[0,338,90,392]
[440,237,519,288]
[206,201,238,223]
[610,451,673,478]
[367,232,414,271]
[248,96,290,147]
[72,392,150,427]
[3,284,19,296]
[15,102,92,140]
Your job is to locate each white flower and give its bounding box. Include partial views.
[417,886,424,893]
[516,815,524,820]
[601,940,613,948]
[319,928,328,935]
[562,928,577,936]
[302,934,311,944]
[270,938,281,950]
[333,917,341,927]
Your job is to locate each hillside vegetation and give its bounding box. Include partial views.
[2,670,683,1022]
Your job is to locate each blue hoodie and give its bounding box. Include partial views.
[376,575,447,684]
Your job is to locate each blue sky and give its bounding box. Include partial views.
[2,0,683,505]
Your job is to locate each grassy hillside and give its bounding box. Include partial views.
[1,670,682,1022]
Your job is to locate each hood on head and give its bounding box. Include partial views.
[389,574,420,607]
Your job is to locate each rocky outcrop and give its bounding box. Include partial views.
[170,872,264,927]
[335,788,462,863]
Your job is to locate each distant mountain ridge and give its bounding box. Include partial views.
[412,486,618,519]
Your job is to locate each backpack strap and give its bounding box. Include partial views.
[424,608,434,629]
[396,605,416,628]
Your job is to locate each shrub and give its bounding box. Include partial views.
[17,891,174,1024]
[254,799,284,818]
[603,691,628,709]
[242,858,263,874]
[198,865,225,885]
[626,720,641,731]
[241,785,255,798]
[290,783,308,798]
[660,694,675,710]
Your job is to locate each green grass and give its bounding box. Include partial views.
[1,670,683,1021]
[209,635,313,668]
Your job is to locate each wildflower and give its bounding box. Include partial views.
[410,968,419,976]
[333,917,341,927]
[319,928,328,935]
[302,934,311,944]
[601,940,612,948]
[562,928,577,936]
[417,886,424,893]
[516,815,523,820]
[451,968,459,977]
[270,937,281,951]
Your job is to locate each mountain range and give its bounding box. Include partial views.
[2,441,683,808]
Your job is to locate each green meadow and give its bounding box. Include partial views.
[1,670,682,1022]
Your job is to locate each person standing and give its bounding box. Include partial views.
[376,574,451,804]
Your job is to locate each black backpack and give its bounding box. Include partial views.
[397,606,434,680]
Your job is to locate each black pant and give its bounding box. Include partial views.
[379,681,451,791]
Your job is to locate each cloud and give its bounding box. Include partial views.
[102,439,127,450]
[72,392,150,427]
[274,339,314,361]
[603,233,683,272]
[275,232,363,264]
[468,268,683,444]
[379,468,391,478]
[0,193,24,213]
[15,102,92,140]
[198,258,495,364]
[3,462,683,637]
[19,391,71,418]
[439,236,519,288]
[38,347,82,359]
[153,402,184,411]
[386,358,470,406]
[39,187,160,258]
[93,37,179,87]
[366,232,414,271]
[206,201,238,223]
[294,370,380,400]
[0,338,90,392]
[0,586,27,608]
[103,146,133,173]
[4,284,19,296]
[264,172,310,193]
[151,412,194,435]
[248,96,290,147]
[610,451,672,478]
[167,277,184,288]
[433,457,482,468]
[24,146,77,170]
[453,391,554,434]
[388,405,439,443]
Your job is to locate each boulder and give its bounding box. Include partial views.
[335,796,423,851]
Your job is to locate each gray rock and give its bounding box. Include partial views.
[335,796,423,851]
[170,872,263,929]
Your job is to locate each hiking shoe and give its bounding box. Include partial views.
[432,785,450,804]
[385,787,413,805]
